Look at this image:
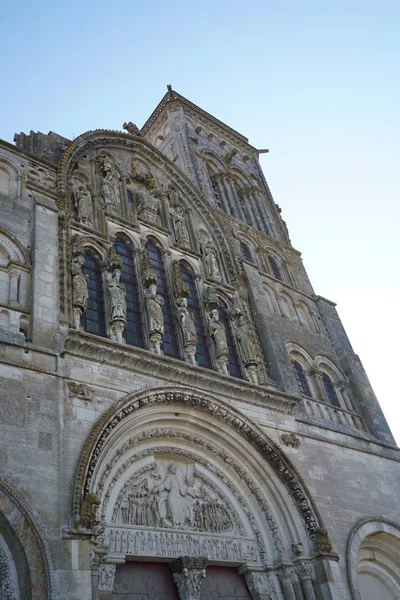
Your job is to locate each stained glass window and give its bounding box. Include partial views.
[81,252,106,337]
[292,361,312,397]
[179,262,212,369]
[146,240,179,358]
[240,241,252,262]
[218,307,243,379]
[268,256,282,280]
[114,239,144,348]
[322,373,340,407]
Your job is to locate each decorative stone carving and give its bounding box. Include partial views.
[295,563,316,600]
[313,528,333,554]
[100,158,120,213]
[245,571,278,599]
[277,567,296,600]
[70,235,88,330]
[106,247,126,343]
[281,433,300,448]
[98,564,116,591]
[114,461,235,534]
[169,186,191,248]
[233,314,259,383]
[27,165,55,191]
[66,381,93,400]
[108,527,257,562]
[291,541,303,555]
[80,492,100,529]
[123,121,141,136]
[275,203,291,245]
[142,249,164,354]
[0,547,15,600]
[73,183,93,226]
[170,557,207,600]
[198,230,221,281]
[208,308,229,375]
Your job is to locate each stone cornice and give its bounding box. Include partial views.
[63,330,298,414]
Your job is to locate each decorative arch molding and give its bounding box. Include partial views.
[0,479,55,600]
[57,130,238,284]
[0,226,30,267]
[347,517,400,600]
[72,386,324,546]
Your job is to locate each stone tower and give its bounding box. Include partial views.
[0,87,398,600]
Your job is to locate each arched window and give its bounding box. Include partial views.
[268,256,282,280]
[322,373,340,407]
[292,361,312,397]
[0,166,11,196]
[81,252,106,337]
[179,262,212,368]
[114,239,144,348]
[146,240,179,358]
[240,241,252,262]
[218,307,243,379]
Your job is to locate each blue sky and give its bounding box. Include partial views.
[1,1,399,441]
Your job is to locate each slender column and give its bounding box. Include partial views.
[8,267,20,305]
[277,567,296,600]
[170,556,207,600]
[295,563,316,600]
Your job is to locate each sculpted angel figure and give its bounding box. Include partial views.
[74,184,93,225]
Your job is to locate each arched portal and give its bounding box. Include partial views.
[347,518,400,600]
[73,387,332,599]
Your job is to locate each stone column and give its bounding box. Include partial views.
[277,567,296,600]
[8,267,20,305]
[170,556,207,600]
[295,563,316,600]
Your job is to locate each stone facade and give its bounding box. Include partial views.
[0,87,399,600]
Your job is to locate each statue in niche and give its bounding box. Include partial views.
[106,247,126,343]
[137,187,161,225]
[71,236,88,330]
[198,230,221,281]
[168,186,191,248]
[101,158,120,213]
[230,290,260,384]
[177,297,197,366]
[208,308,229,375]
[145,283,164,355]
[74,184,93,226]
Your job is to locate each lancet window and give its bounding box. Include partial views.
[81,252,106,337]
[218,307,243,379]
[322,373,340,407]
[292,360,312,397]
[240,241,252,262]
[268,256,282,281]
[114,238,144,348]
[179,262,212,368]
[146,240,179,358]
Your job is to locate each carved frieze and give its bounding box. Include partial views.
[27,165,56,192]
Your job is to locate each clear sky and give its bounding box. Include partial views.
[1,1,399,442]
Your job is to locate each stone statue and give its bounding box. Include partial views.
[123,121,141,136]
[208,308,229,375]
[107,269,126,321]
[169,187,191,248]
[177,297,197,366]
[80,492,101,529]
[71,236,88,330]
[234,315,259,383]
[145,283,164,355]
[199,231,221,280]
[153,463,193,528]
[101,159,120,212]
[137,188,161,225]
[74,184,93,225]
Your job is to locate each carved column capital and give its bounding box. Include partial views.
[98,563,116,592]
[277,567,296,600]
[170,556,207,600]
[244,571,277,600]
[295,562,316,600]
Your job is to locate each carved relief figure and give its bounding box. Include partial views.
[154,463,193,528]
[101,159,120,212]
[234,315,259,383]
[137,188,161,225]
[208,308,229,375]
[107,269,126,321]
[71,236,88,330]
[74,184,93,225]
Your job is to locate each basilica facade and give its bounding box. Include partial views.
[0,87,399,600]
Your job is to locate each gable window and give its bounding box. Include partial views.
[81,252,106,337]
[114,239,144,348]
[179,262,212,369]
[292,361,312,397]
[322,373,340,407]
[146,240,179,358]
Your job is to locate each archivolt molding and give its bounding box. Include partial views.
[0,479,55,600]
[0,226,30,267]
[73,387,322,542]
[346,517,400,600]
